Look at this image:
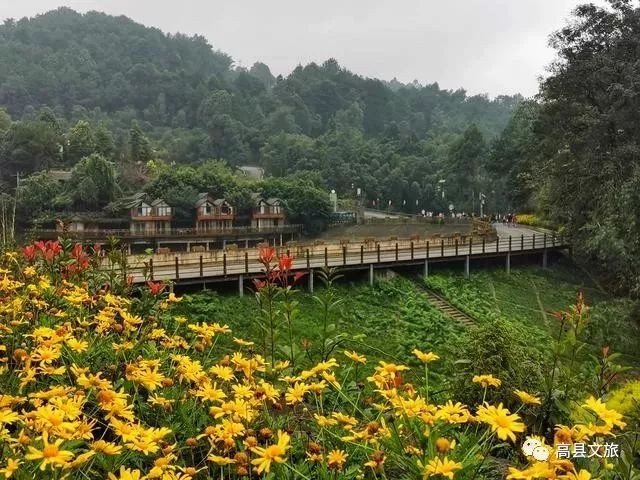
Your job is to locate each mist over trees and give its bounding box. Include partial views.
[0,8,522,219]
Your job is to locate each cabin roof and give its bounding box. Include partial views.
[125,193,170,209]
[251,193,282,207]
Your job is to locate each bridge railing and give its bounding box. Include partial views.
[108,233,569,283]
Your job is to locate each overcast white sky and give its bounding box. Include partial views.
[0,0,607,97]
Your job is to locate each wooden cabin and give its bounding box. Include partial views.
[129,194,173,234]
[252,196,285,230]
[195,193,234,232]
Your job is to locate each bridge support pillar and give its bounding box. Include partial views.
[222,239,227,249]
[186,242,191,252]
[279,234,283,246]
[308,269,314,293]
[238,275,244,297]
[423,259,429,277]
[506,253,511,274]
[245,239,249,249]
[369,264,374,286]
[542,249,548,269]
[465,255,470,278]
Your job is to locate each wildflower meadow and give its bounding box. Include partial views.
[0,240,637,479]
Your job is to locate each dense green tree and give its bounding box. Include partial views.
[16,171,69,224]
[0,108,11,133]
[249,62,276,89]
[533,0,640,294]
[447,124,487,212]
[0,118,62,181]
[68,153,120,209]
[487,100,539,212]
[66,120,97,165]
[128,120,153,164]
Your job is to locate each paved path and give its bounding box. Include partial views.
[363,208,402,219]
[494,223,547,239]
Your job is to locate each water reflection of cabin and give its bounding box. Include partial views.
[195,193,234,232]
[129,194,173,235]
[252,197,285,231]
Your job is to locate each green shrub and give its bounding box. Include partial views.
[448,317,548,408]
[515,213,556,229]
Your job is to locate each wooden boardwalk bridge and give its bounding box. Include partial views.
[114,228,570,295]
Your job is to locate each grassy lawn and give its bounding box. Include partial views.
[173,258,639,377]
[424,258,640,365]
[172,277,465,373]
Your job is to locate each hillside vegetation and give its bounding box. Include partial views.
[0,8,522,228]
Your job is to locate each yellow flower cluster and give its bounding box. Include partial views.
[0,252,627,479]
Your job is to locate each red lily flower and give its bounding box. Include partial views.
[278,254,292,271]
[253,278,266,290]
[259,247,276,265]
[22,245,36,261]
[292,271,306,283]
[71,243,83,260]
[44,249,56,262]
[147,281,166,295]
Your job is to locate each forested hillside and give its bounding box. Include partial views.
[0,7,522,217]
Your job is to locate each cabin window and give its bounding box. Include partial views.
[137,206,151,216]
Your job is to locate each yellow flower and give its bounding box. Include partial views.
[435,401,472,424]
[167,292,182,303]
[25,432,74,470]
[477,403,526,442]
[472,374,501,388]
[91,440,123,456]
[413,349,439,363]
[209,364,235,381]
[233,337,254,346]
[107,466,143,480]
[327,449,348,470]
[250,430,290,474]
[0,408,20,425]
[285,382,309,405]
[23,266,36,277]
[507,462,556,479]
[314,414,339,427]
[562,470,591,480]
[208,455,236,465]
[420,456,462,479]
[65,338,89,353]
[514,390,541,406]
[344,350,367,364]
[273,360,291,371]
[0,458,21,479]
[583,396,626,429]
